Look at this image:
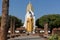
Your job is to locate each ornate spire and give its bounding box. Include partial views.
[26,1,34,12]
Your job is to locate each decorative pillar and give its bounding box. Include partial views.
[10,18,15,37]
[44,22,48,37]
[10,18,13,35]
[13,18,15,34]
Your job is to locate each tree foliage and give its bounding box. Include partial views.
[36,14,60,29]
[9,15,23,28]
[0,15,23,28]
[0,16,1,26]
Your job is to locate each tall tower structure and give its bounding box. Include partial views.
[23,2,36,34]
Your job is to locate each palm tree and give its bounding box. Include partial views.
[0,0,9,40]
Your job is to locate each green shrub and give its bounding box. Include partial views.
[48,34,58,40]
[58,36,60,40]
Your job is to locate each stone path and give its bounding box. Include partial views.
[8,35,47,40]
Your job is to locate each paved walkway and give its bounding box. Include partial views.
[8,35,48,40]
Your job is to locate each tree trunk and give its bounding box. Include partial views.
[0,0,9,40]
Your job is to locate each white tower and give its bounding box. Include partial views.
[23,2,36,34]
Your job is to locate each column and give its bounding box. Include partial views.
[44,22,48,37]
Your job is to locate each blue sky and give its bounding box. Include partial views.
[0,0,60,22]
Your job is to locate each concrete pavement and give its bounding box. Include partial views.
[8,35,47,40]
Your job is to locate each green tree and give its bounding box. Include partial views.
[36,14,60,30]
[48,34,58,40]
[0,15,23,29]
[9,15,23,28]
[0,16,1,26]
